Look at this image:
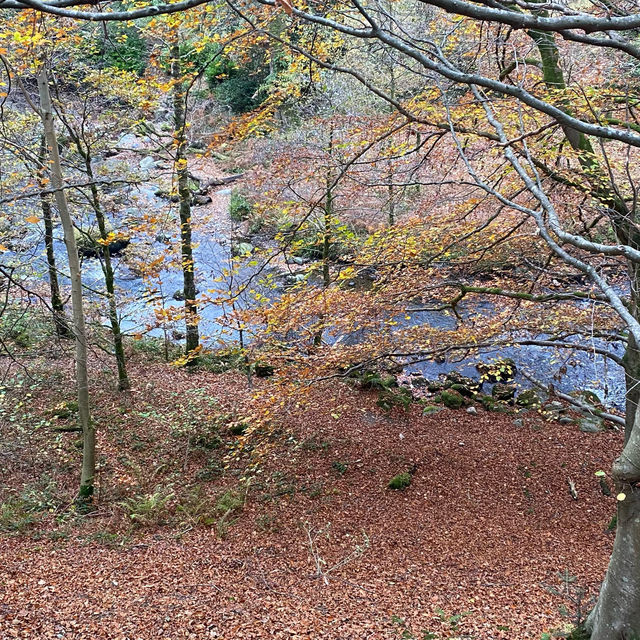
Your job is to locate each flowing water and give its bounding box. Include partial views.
[3,149,627,411]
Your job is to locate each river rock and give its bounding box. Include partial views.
[476,358,517,383]
[515,389,541,408]
[444,371,481,396]
[117,133,144,149]
[192,194,212,206]
[139,156,156,172]
[232,242,254,257]
[492,383,516,402]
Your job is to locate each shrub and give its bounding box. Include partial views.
[437,389,464,409]
[119,487,174,527]
[0,306,51,348]
[332,461,348,475]
[0,478,62,533]
[198,348,245,373]
[102,25,147,74]
[388,472,412,491]
[229,190,253,222]
[215,488,246,538]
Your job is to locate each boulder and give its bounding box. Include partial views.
[139,156,156,172]
[579,417,604,433]
[422,405,442,416]
[232,242,254,257]
[436,389,464,409]
[192,194,213,206]
[515,389,541,408]
[480,394,511,413]
[492,383,517,402]
[443,371,481,396]
[476,358,517,383]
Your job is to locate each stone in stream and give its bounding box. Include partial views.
[139,156,156,172]
[443,371,481,396]
[232,242,254,257]
[515,389,541,408]
[192,194,213,206]
[492,383,517,402]
[475,357,517,383]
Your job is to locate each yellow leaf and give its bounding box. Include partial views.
[25,216,39,224]
[0,244,7,252]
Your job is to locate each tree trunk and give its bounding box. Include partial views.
[171,41,200,363]
[586,403,640,639]
[37,69,94,505]
[37,137,69,338]
[314,129,334,347]
[623,333,640,441]
[527,28,640,638]
[82,154,130,390]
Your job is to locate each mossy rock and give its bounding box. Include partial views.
[74,223,130,258]
[572,389,602,407]
[492,383,517,402]
[579,417,604,433]
[388,472,411,491]
[444,372,481,395]
[254,362,275,377]
[422,405,442,416]
[377,387,412,412]
[437,389,464,409]
[450,383,477,398]
[476,358,517,383]
[515,389,541,408]
[232,241,254,257]
[480,395,510,413]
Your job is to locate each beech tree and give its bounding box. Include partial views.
[37,68,94,505]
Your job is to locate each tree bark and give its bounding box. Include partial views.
[37,136,70,338]
[37,69,94,505]
[171,40,200,363]
[586,405,640,639]
[527,27,640,639]
[82,153,130,390]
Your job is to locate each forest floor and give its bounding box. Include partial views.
[0,351,622,640]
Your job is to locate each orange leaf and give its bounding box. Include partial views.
[25,215,40,224]
[275,0,294,15]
